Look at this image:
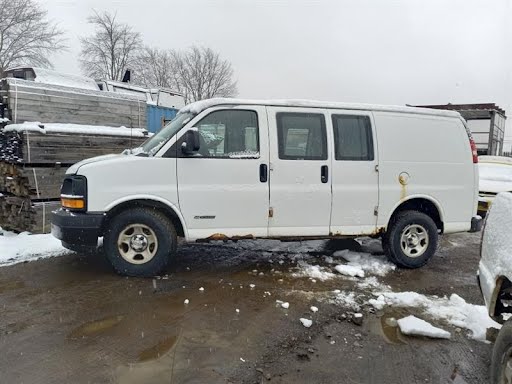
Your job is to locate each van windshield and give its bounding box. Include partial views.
[133,112,195,156]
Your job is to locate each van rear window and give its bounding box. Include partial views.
[276,113,327,160]
[332,115,374,161]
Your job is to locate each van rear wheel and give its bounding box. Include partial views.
[104,208,177,277]
[383,210,438,268]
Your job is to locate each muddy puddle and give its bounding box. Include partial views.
[138,335,178,361]
[0,279,25,293]
[369,311,409,344]
[68,315,124,339]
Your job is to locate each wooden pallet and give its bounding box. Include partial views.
[0,162,67,199]
[1,78,147,128]
[0,195,60,234]
[0,130,147,164]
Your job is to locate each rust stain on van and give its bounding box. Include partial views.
[399,173,408,201]
[372,227,385,236]
[203,233,255,241]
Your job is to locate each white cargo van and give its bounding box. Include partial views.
[51,98,481,277]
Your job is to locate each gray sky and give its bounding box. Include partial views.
[40,0,511,144]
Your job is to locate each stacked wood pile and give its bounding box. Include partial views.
[0,78,147,128]
[0,129,147,234]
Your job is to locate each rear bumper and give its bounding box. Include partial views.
[469,215,483,233]
[51,209,104,247]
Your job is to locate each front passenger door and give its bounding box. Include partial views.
[176,106,270,240]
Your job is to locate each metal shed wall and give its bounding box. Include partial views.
[147,105,178,133]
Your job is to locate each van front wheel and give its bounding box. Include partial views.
[383,211,438,268]
[104,208,177,277]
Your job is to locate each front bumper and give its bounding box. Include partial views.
[469,215,483,233]
[51,209,104,247]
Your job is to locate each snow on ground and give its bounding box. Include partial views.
[331,290,361,311]
[397,315,451,339]
[300,318,313,328]
[370,291,500,341]
[333,249,396,276]
[334,264,365,278]
[293,261,336,281]
[0,228,69,266]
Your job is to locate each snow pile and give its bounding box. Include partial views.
[0,117,9,124]
[31,67,99,90]
[334,264,365,278]
[4,122,150,138]
[6,78,146,102]
[0,228,70,266]
[397,315,451,339]
[333,250,396,276]
[300,318,313,328]
[370,291,500,341]
[293,261,336,281]
[331,290,360,310]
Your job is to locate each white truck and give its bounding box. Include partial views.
[479,192,512,384]
[51,98,481,277]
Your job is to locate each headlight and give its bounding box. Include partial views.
[60,175,87,211]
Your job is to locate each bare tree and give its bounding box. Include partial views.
[0,0,66,77]
[172,46,238,103]
[79,11,142,81]
[132,46,175,88]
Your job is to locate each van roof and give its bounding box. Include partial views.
[179,98,462,119]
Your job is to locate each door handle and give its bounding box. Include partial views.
[260,164,268,183]
[321,165,329,183]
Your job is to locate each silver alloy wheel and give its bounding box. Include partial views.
[399,224,429,258]
[117,223,158,265]
[502,349,512,384]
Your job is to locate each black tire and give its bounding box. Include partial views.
[491,319,512,384]
[103,208,177,277]
[384,210,438,268]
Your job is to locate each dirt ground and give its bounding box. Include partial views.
[0,232,492,384]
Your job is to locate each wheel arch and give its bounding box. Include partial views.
[102,197,187,239]
[490,276,512,322]
[386,195,444,233]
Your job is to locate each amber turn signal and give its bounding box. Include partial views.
[61,197,85,210]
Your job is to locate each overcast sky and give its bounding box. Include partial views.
[40,0,511,144]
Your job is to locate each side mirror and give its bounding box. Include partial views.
[181,129,200,155]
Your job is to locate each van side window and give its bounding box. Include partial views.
[182,110,259,158]
[332,115,374,161]
[276,113,327,160]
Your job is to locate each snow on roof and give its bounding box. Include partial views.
[3,122,150,138]
[179,98,463,118]
[6,78,147,102]
[9,67,100,91]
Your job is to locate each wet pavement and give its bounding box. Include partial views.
[0,232,491,383]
